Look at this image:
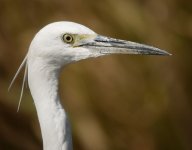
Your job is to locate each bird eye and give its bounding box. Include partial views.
[62,34,73,43]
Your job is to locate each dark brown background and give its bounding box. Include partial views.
[0,0,192,150]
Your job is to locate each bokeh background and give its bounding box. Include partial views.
[0,0,192,150]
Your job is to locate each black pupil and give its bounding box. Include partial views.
[66,36,71,41]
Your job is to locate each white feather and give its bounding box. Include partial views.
[9,54,28,112]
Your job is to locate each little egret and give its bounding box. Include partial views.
[10,21,170,150]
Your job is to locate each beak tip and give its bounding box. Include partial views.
[163,51,172,56]
[168,53,172,56]
[156,48,172,56]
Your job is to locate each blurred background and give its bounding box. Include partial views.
[0,0,192,150]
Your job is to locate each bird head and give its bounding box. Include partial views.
[28,21,170,68]
[9,21,171,112]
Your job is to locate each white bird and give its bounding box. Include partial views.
[9,21,170,150]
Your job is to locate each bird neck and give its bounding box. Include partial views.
[28,58,72,150]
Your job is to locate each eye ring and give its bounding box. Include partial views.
[62,34,73,43]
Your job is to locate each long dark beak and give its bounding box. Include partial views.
[80,35,171,56]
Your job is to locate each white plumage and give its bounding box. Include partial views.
[10,21,170,150]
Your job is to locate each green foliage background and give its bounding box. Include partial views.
[0,0,192,150]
